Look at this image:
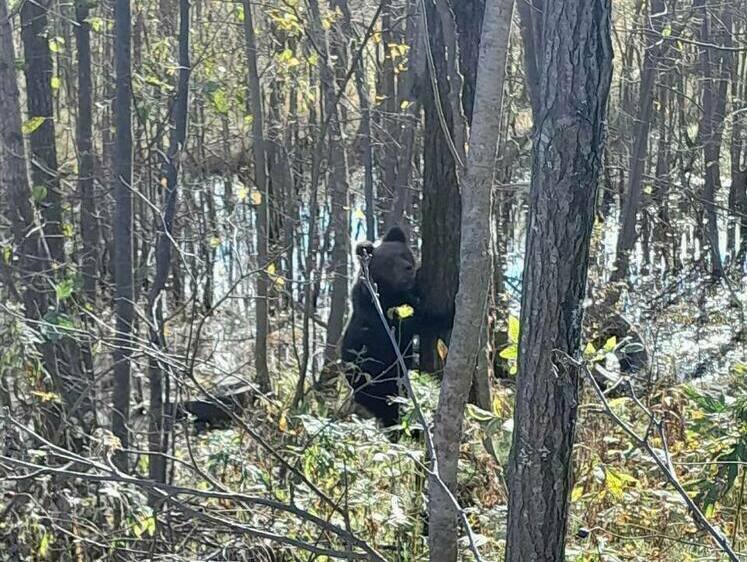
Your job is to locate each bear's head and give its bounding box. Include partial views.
[356,226,415,295]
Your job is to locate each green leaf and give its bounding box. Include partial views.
[38,530,51,558]
[22,116,46,134]
[211,89,229,114]
[32,184,48,202]
[508,315,520,343]
[662,24,672,38]
[55,278,75,301]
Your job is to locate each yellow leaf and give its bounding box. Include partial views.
[38,531,51,558]
[394,304,414,319]
[50,76,61,90]
[604,466,637,500]
[209,236,221,248]
[236,185,249,202]
[499,344,517,360]
[250,190,262,206]
[437,339,448,361]
[603,336,617,353]
[583,342,597,358]
[507,315,520,343]
[22,116,46,135]
[571,485,584,502]
[279,412,288,432]
[274,276,286,288]
[267,262,277,275]
[353,208,366,220]
[400,100,411,110]
[32,391,60,403]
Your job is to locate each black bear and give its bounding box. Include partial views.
[340,226,450,431]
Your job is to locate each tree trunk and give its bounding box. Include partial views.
[612,0,665,282]
[335,0,376,241]
[242,0,272,393]
[417,0,464,373]
[75,0,98,303]
[727,13,744,259]
[505,0,613,560]
[1,0,94,447]
[147,0,190,489]
[112,0,134,472]
[307,0,351,364]
[696,0,729,277]
[427,0,513,558]
[20,0,65,266]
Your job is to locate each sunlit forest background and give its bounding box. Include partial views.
[0,0,746,559]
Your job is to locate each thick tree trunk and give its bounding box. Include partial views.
[242,0,272,393]
[112,0,134,472]
[417,0,464,373]
[427,0,513,559]
[20,0,65,266]
[505,0,613,560]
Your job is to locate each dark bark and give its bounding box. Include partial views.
[451,0,486,122]
[505,0,613,560]
[695,0,729,277]
[306,0,350,364]
[112,0,134,471]
[379,0,399,215]
[242,0,272,393]
[20,0,64,266]
[386,0,422,233]
[147,0,190,488]
[727,11,744,261]
[417,0,466,372]
[75,0,98,302]
[1,0,95,447]
[612,0,666,282]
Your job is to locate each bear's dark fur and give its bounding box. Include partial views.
[340,226,450,431]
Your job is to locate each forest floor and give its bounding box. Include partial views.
[154,264,747,561]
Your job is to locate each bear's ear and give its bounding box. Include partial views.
[382,226,407,243]
[355,241,375,258]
